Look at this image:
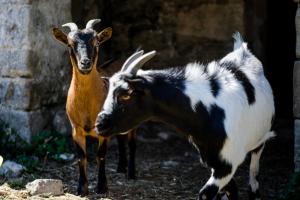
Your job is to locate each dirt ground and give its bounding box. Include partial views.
[0,122,294,200]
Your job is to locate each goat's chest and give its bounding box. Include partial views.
[66,87,104,130]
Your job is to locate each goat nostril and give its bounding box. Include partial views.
[80,59,91,67]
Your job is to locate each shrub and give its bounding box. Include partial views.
[0,119,72,172]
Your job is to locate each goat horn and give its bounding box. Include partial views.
[62,22,78,32]
[121,50,144,72]
[86,19,101,30]
[126,51,156,75]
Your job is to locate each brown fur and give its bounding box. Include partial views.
[67,48,105,139]
[52,26,136,195]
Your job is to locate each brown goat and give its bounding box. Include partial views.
[52,19,136,196]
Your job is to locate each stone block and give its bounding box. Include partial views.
[295,119,300,172]
[26,179,64,196]
[176,3,245,41]
[0,3,31,49]
[296,7,300,58]
[27,0,71,107]
[0,78,37,110]
[0,50,33,78]
[0,106,49,142]
[294,61,300,118]
[0,0,71,141]
[0,0,32,4]
[0,160,24,178]
[52,109,72,135]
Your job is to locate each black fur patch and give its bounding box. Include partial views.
[199,184,219,200]
[209,74,221,97]
[149,68,186,103]
[148,69,231,178]
[222,179,238,198]
[209,104,226,135]
[128,134,137,179]
[75,143,88,195]
[116,135,127,173]
[193,103,232,179]
[220,61,256,105]
[213,163,232,179]
[153,67,186,90]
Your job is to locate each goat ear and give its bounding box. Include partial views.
[97,27,112,45]
[126,78,146,92]
[52,28,68,45]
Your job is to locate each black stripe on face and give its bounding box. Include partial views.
[220,61,256,105]
[209,74,221,97]
[69,47,78,64]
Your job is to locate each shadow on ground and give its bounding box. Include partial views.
[0,121,294,200]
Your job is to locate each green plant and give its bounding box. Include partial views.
[30,130,71,159]
[0,119,28,159]
[0,119,72,171]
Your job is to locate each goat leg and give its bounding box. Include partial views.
[96,138,108,194]
[73,132,89,196]
[127,130,136,179]
[198,166,236,200]
[116,134,128,173]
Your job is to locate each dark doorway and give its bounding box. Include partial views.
[245,0,296,122]
[265,0,296,121]
[245,0,296,174]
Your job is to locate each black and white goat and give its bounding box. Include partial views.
[95,33,275,200]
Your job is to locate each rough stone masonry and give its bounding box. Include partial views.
[0,0,246,142]
[0,0,72,141]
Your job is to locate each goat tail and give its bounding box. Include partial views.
[233,32,246,51]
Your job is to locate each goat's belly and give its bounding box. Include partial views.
[224,103,273,153]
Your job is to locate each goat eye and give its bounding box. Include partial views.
[119,94,131,101]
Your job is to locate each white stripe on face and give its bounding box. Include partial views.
[101,73,130,114]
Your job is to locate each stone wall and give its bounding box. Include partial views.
[0,0,246,141]
[0,0,72,141]
[294,0,300,172]
[72,0,245,67]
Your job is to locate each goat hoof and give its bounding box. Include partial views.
[198,184,219,200]
[96,183,108,194]
[248,186,260,200]
[77,184,89,196]
[127,168,136,180]
[214,193,225,200]
[127,172,136,180]
[214,193,231,200]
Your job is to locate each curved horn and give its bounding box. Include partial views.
[121,50,144,72]
[86,19,101,30]
[126,51,156,75]
[62,22,78,32]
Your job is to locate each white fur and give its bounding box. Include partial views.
[101,71,130,114]
[102,34,274,198]
[183,39,274,192]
